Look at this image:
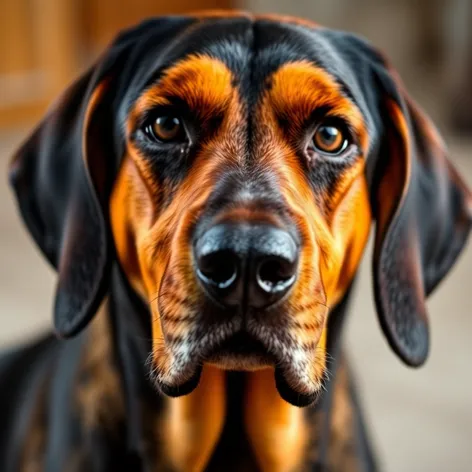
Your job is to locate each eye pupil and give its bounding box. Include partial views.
[148,114,183,142]
[320,126,338,144]
[157,116,179,132]
[313,124,348,155]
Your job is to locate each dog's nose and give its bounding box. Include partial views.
[194,224,298,308]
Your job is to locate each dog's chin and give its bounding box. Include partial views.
[274,367,322,407]
[151,332,323,407]
[205,332,276,371]
[156,364,321,407]
[154,365,203,398]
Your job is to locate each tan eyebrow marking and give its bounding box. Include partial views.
[264,61,369,152]
[129,55,235,132]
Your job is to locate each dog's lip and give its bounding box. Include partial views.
[203,331,276,363]
[156,365,203,398]
[208,332,324,406]
[274,367,322,407]
[152,329,323,407]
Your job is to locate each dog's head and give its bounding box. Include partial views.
[10,13,472,406]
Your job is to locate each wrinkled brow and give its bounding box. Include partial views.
[264,61,369,152]
[129,54,236,128]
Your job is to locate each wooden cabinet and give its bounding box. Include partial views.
[81,0,233,55]
[0,0,233,128]
[0,0,79,127]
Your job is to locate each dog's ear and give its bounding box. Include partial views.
[371,65,472,366]
[8,17,192,337]
[9,50,128,338]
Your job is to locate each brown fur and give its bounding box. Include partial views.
[109,54,372,471]
[75,301,125,432]
[19,377,49,472]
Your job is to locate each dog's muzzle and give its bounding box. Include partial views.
[194,223,299,309]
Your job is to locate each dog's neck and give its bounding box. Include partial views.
[101,265,352,472]
[161,366,308,472]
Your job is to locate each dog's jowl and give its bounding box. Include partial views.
[2,11,471,472]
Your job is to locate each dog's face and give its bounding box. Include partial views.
[111,26,372,402]
[10,13,471,406]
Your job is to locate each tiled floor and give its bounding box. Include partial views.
[1,6,471,471]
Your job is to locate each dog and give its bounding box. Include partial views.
[2,11,471,472]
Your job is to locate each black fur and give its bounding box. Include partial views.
[3,14,471,471]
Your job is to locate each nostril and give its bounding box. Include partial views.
[196,250,238,289]
[256,257,297,294]
[194,224,299,309]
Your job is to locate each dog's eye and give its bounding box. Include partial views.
[145,115,185,143]
[312,124,349,155]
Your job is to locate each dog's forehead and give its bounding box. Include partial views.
[169,19,336,74]
[116,16,378,150]
[126,18,363,104]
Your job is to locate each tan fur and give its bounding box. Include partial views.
[160,366,226,472]
[110,53,372,471]
[244,368,309,472]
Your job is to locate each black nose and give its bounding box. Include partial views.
[194,224,298,308]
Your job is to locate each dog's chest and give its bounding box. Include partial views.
[193,372,261,472]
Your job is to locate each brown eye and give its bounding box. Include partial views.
[146,115,184,142]
[312,124,348,155]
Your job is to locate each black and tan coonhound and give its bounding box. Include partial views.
[2,11,471,472]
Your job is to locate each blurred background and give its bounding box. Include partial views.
[0,1,471,471]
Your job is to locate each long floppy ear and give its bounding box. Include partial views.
[372,66,472,366]
[9,55,126,338]
[8,17,192,337]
